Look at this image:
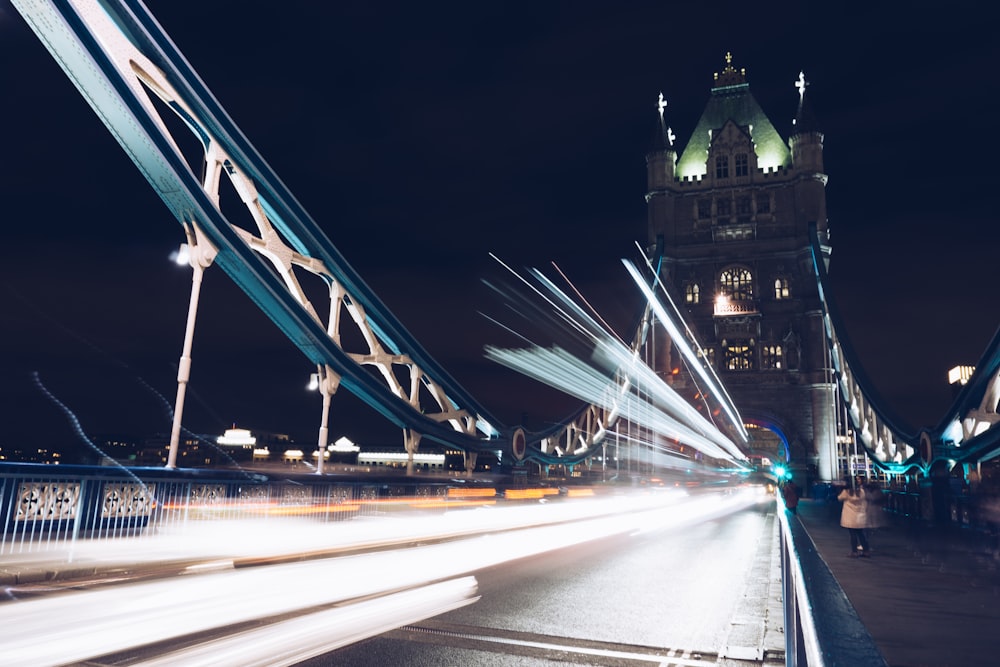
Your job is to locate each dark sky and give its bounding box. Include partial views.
[1,1,997,456]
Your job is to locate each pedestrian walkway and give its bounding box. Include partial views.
[796,497,1000,667]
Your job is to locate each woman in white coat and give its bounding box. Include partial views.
[838,482,870,557]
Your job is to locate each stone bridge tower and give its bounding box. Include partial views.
[645,55,838,482]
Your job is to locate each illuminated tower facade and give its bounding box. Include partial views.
[646,55,838,482]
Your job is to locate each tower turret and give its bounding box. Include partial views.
[644,56,839,483]
[646,92,677,189]
[788,71,828,242]
[646,92,677,246]
[789,71,825,173]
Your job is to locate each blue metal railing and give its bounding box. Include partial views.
[777,501,888,666]
[0,462,469,555]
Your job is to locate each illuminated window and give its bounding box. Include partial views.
[761,345,783,369]
[715,155,729,179]
[697,199,712,219]
[724,342,754,370]
[734,153,748,177]
[716,198,731,217]
[685,282,701,304]
[774,277,790,300]
[720,267,753,300]
[757,195,771,214]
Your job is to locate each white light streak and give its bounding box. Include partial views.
[0,491,762,666]
[622,258,749,447]
[483,255,748,465]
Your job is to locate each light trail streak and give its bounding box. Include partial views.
[0,490,761,666]
[485,344,740,462]
[550,260,627,347]
[622,258,748,445]
[483,255,748,467]
[31,372,149,489]
[130,577,481,667]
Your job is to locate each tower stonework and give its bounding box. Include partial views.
[646,58,837,481]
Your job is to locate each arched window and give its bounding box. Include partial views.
[685,282,701,304]
[773,277,790,300]
[761,344,783,369]
[723,341,754,371]
[719,268,753,300]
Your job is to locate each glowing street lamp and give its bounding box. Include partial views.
[308,365,340,475]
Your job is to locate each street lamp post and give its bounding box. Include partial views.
[166,225,217,469]
[310,365,340,475]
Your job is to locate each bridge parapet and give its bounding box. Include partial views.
[0,463,491,554]
[777,502,888,666]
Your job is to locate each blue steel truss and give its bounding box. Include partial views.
[13,0,510,457]
[810,223,1000,473]
[17,0,717,469]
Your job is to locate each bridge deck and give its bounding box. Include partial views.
[3,495,996,665]
[796,498,1000,667]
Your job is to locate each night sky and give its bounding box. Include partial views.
[1,2,997,457]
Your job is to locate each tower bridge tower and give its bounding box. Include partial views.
[646,55,838,482]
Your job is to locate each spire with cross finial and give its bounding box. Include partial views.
[713,51,747,88]
[656,92,675,147]
[795,71,808,102]
[791,69,820,135]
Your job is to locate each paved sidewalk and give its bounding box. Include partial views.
[796,498,1000,667]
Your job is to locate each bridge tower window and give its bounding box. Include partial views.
[685,282,701,304]
[716,197,732,218]
[719,268,753,300]
[734,153,749,177]
[715,155,729,179]
[697,199,712,219]
[723,341,754,370]
[736,196,752,216]
[761,344,783,369]
[774,277,790,300]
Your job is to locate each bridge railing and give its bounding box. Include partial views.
[777,502,888,666]
[0,463,471,555]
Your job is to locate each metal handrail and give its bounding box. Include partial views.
[777,502,888,666]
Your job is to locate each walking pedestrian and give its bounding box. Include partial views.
[838,481,869,557]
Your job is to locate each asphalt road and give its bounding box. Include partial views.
[310,500,783,666]
[0,490,782,666]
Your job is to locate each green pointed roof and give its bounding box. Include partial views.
[676,56,792,180]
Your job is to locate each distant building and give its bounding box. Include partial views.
[0,445,63,465]
[216,426,258,462]
[357,450,446,470]
[646,55,839,481]
[327,437,360,465]
[948,365,975,387]
[948,365,975,399]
